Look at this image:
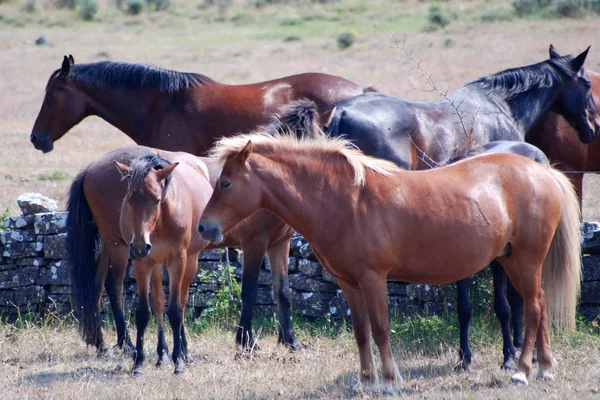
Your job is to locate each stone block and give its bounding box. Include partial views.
[17,193,58,215]
[0,266,40,289]
[298,259,322,277]
[38,260,71,285]
[291,289,335,318]
[3,241,43,258]
[3,214,35,230]
[289,273,337,293]
[0,229,37,245]
[583,255,600,282]
[44,234,68,259]
[34,212,68,235]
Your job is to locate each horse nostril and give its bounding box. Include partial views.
[30,133,37,144]
[145,243,152,253]
[198,224,205,233]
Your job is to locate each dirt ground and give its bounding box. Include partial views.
[0,324,599,399]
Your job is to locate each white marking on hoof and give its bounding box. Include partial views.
[379,382,396,396]
[537,367,554,381]
[511,371,529,386]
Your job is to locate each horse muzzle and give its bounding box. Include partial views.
[129,243,152,260]
[198,219,224,243]
[30,132,54,153]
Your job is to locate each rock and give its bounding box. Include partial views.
[0,229,37,245]
[17,193,59,216]
[34,212,68,235]
[327,289,350,318]
[582,221,600,255]
[3,214,35,230]
[95,51,110,59]
[583,255,600,282]
[0,266,40,289]
[291,289,335,318]
[581,281,600,305]
[38,260,70,285]
[298,259,322,277]
[3,241,44,258]
[0,285,45,309]
[256,287,274,305]
[35,34,50,46]
[299,242,317,260]
[15,257,46,267]
[406,284,445,303]
[289,273,337,293]
[199,248,225,261]
[288,257,298,272]
[321,268,338,285]
[43,234,68,259]
[388,282,408,296]
[289,233,306,256]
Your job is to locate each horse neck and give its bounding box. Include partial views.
[253,153,356,243]
[503,82,565,135]
[74,81,167,146]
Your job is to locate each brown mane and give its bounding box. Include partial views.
[208,133,399,186]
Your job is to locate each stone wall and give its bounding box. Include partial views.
[1,211,599,322]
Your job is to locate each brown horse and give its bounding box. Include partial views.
[114,152,212,375]
[56,56,368,354]
[198,134,581,394]
[68,146,295,359]
[30,55,371,154]
[528,69,600,208]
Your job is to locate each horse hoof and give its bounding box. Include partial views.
[173,360,186,375]
[156,354,171,368]
[97,347,112,359]
[501,359,518,371]
[132,366,143,377]
[510,371,529,386]
[288,341,303,352]
[537,367,554,381]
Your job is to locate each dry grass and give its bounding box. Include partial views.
[0,321,599,399]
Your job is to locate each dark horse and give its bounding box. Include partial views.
[281,46,596,370]
[52,56,370,355]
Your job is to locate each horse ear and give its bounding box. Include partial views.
[114,161,132,179]
[155,162,179,181]
[572,46,591,72]
[60,55,71,78]
[234,140,253,164]
[549,44,560,59]
[320,107,337,128]
[68,54,75,65]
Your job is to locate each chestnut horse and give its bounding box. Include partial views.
[198,134,581,394]
[114,153,212,375]
[57,56,368,354]
[30,55,371,154]
[68,146,295,358]
[290,45,596,370]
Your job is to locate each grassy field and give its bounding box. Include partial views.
[0,313,599,399]
[2,0,600,397]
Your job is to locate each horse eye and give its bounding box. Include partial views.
[220,180,231,189]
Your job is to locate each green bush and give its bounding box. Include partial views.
[480,9,515,22]
[337,31,355,50]
[513,0,600,18]
[78,0,98,20]
[126,0,143,14]
[146,0,170,11]
[53,0,77,9]
[428,5,450,28]
[22,0,36,12]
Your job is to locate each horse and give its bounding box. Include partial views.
[112,152,211,375]
[30,55,372,154]
[198,134,581,394]
[280,45,596,370]
[68,146,296,359]
[528,69,600,209]
[56,56,370,355]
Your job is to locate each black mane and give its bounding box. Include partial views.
[468,55,578,100]
[129,153,173,193]
[50,61,214,92]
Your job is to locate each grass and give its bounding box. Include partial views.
[37,170,71,181]
[0,309,599,399]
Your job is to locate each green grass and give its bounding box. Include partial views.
[37,170,71,181]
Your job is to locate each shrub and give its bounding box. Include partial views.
[428,5,450,28]
[512,0,542,16]
[512,0,600,18]
[78,0,98,20]
[22,0,36,12]
[146,0,170,11]
[54,0,77,9]
[337,31,355,50]
[480,9,515,22]
[126,0,143,14]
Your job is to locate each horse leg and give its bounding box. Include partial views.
[491,260,518,370]
[167,254,186,374]
[534,289,554,381]
[132,259,152,376]
[337,279,377,393]
[93,245,109,356]
[105,245,135,356]
[360,274,402,395]
[179,252,200,364]
[507,278,524,350]
[150,266,170,367]
[237,239,267,351]
[455,277,471,371]
[266,237,300,350]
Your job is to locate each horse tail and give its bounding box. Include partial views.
[542,166,582,330]
[67,168,100,346]
[269,98,323,138]
[363,86,378,93]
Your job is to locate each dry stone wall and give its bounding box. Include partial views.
[1,211,599,322]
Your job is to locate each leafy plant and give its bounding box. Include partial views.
[337,31,355,50]
[37,170,70,181]
[78,0,98,21]
[196,262,241,328]
[126,0,144,15]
